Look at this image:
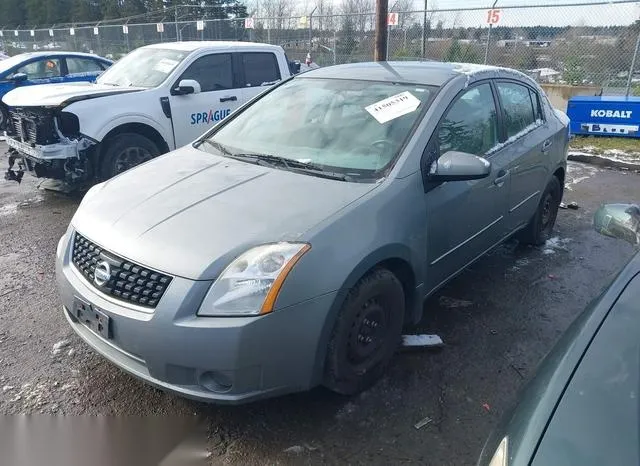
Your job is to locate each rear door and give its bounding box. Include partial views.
[238,51,283,102]
[63,56,108,83]
[494,80,551,231]
[169,53,243,147]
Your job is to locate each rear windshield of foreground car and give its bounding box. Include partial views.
[96,48,188,88]
[199,78,437,181]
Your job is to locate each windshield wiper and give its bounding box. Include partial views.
[196,139,233,155]
[228,153,353,182]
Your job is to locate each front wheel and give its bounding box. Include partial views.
[518,176,562,246]
[100,133,160,180]
[323,268,405,395]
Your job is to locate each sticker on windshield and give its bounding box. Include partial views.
[153,58,178,73]
[365,91,421,124]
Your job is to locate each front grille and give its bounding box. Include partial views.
[72,233,172,308]
[8,109,58,145]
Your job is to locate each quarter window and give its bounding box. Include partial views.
[497,82,537,138]
[241,52,281,87]
[437,83,498,157]
[179,53,233,92]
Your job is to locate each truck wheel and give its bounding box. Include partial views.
[100,133,160,180]
[518,176,562,246]
[0,104,9,131]
[323,268,405,395]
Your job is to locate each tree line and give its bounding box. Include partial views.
[0,0,247,28]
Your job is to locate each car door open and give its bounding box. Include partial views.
[169,53,242,147]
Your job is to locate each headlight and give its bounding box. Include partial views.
[488,437,508,466]
[198,243,310,316]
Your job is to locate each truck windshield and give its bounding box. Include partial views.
[96,48,188,88]
[199,78,436,181]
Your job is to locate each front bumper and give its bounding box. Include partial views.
[6,135,78,160]
[55,232,336,404]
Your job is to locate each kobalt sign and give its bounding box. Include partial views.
[590,109,633,118]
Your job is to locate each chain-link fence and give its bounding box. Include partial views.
[1,1,639,96]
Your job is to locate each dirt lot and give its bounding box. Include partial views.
[0,145,637,465]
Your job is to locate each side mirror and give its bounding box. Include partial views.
[172,79,201,96]
[10,72,28,83]
[427,151,491,182]
[594,203,640,246]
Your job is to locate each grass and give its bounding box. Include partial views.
[569,136,640,158]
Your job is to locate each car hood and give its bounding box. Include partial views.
[531,270,640,466]
[72,146,378,280]
[2,82,143,107]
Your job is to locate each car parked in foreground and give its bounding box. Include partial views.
[56,61,569,404]
[3,42,299,188]
[0,51,112,130]
[478,203,640,466]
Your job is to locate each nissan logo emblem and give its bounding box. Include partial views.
[94,261,111,287]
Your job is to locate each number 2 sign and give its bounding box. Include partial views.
[486,9,501,25]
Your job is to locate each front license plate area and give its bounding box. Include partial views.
[73,298,111,339]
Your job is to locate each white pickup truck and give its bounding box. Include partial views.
[2,41,298,187]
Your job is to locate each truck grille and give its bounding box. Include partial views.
[8,108,58,145]
[72,233,172,309]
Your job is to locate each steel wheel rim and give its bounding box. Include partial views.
[114,146,153,174]
[347,298,389,370]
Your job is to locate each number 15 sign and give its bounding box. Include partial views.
[486,9,501,25]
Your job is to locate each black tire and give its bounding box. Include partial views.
[518,176,562,246]
[100,133,160,180]
[0,104,9,131]
[323,268,405,395]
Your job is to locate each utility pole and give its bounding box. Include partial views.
[625,30,640,98]
[421,0,427,59]
[374,0,388,61]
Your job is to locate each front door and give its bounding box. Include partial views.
[424,82,513,292]
[11,57,65,88]
[169,53,243,148]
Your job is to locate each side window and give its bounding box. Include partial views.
[179,53,233,92]
[66,57,104,74]
[15,58,62,79]
[241,52,281,87]
[437,83,498,156]
[529,88,544,121]
[497,82,536,138]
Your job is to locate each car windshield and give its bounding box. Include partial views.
[0,54,32,74]
[199,78,436,181]
[96,48,188,88]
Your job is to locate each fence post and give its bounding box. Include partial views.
[174,5,179,42]
[484,0,498,65]
[309,7,317,53]
[421,0,427,58]
[625,30,640,98]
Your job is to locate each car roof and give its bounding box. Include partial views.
[144,41,282,53]
[300,61,530,86]
[10,51,109,60]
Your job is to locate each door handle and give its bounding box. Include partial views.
[220,96,237,103]
[493,169,510,186]
[542,139,553,152]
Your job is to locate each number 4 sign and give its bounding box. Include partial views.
[486,9,501,25]
[387,12,398,26]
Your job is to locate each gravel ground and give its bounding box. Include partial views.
[0,146,637,465]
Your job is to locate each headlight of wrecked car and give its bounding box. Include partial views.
[198,243,310,316]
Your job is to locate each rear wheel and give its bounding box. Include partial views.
[100,133,160,180]
[518,176,562,246]
[323,268,405,395]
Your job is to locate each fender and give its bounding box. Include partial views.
[92,114,173,148]
[309,243,423,385]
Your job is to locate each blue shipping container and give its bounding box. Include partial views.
[566,95,640,138]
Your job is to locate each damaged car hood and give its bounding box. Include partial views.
[72,146,378,280]
[2,82,143,107]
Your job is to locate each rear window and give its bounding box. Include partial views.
[241,53,281,87]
